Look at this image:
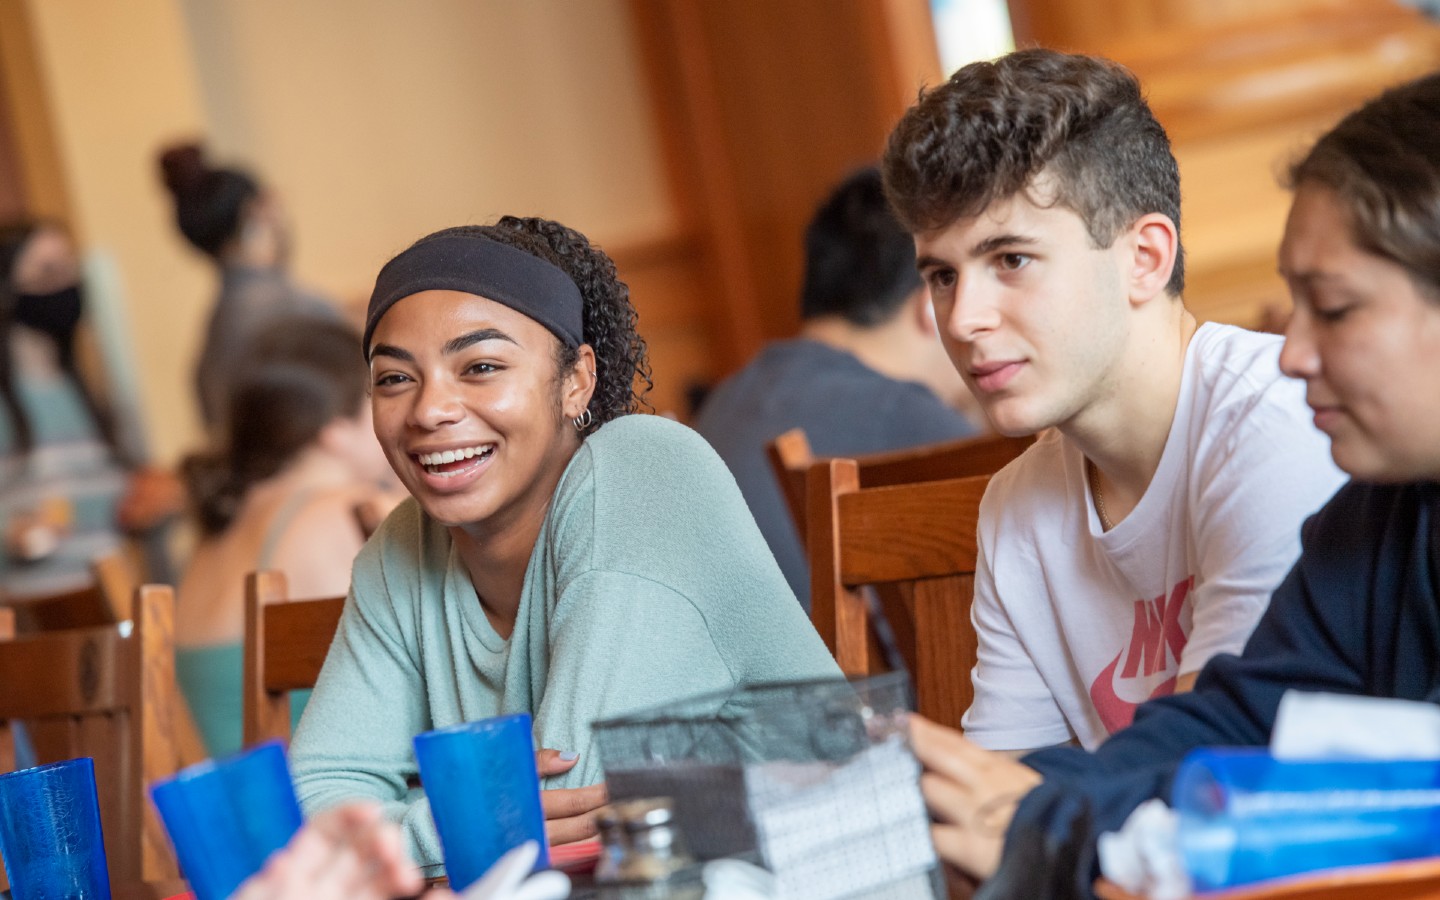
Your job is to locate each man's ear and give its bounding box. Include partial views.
[1125,213,1180,306]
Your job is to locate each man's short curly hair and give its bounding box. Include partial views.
[419,218,652,434]
[882,49,1185,296]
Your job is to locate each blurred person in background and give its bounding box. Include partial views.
[694,166,981,605]
[176,316,399,757]
[0,220,182,601]
[157,141,341,430]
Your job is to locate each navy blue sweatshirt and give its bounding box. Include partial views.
[978,481,1440,900]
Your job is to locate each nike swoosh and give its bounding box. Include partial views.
[1088,651,1178,734]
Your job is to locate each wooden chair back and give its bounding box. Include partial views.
[4,552,137,633]
[767,428,1032,546]
[807,458,988,727]
[1096,854,1440,899]
[0,584,182,886]
[242,570,346,747]
[3,555,207,768]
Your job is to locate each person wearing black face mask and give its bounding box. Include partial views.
[12,283,84,367]
[0,220,182,602]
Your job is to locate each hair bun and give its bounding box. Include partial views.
[158,142,208,198]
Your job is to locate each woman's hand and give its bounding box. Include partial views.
[535,748,608,845]
[231,802,423,900]
[909,715,1043,880]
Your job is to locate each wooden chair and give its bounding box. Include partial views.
[3,554,207,768]
[1095,854,1440,899]
[0,583,182,887]
[242,570,346,747]
[767,428,1033,548]
[806,457,988,727]
[3,552,138,633]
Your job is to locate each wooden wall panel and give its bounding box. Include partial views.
[610,233,715,418]
[627,0,942,391]
[0,0,70,224]
[1009,0,1440,328]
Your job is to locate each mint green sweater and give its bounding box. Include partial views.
[289,415,840,863]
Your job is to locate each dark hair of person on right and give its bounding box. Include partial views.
[1285,71,1440,299]
[157,142,260,260]
[402,216,654,431]
[182,316,368,535]
[800,166,923,327]
[881,47,1186,296]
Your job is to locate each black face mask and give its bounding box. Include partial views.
[13,285,84,357]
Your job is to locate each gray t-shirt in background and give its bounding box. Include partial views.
[195,265,340,429]
[694,339,978,607]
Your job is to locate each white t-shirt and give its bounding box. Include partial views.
[961,323,1346,751]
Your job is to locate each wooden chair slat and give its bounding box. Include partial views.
[262,599,346,690]
[913,574,978,730]
[808,458,989,726]
[3,552,138,633]
[0,626,127,716]
[836,476,985,584]
[853,434,1034,488]
[768,428,1031,554]
[243,570,346,747]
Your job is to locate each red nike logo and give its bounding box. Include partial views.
[1087,575,1194,733]
[1089,651,1178,732]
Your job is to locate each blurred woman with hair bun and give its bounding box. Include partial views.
[157,141,341,430]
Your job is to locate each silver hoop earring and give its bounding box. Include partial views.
[572,408,593,431]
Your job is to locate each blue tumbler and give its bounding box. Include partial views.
[0,757,111,900]
[1174,748,1440,891]
[149,740,304,900]
[414,713,549,889]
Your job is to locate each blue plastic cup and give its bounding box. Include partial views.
[414,713,549,889]
[1174,748,1440,891]
[149,740,304,900]
[0,757,111,900]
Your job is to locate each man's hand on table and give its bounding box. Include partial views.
[909,715,1043,881]
[536,748,608,845]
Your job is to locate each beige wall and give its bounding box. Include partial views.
[179,0,676,309]
[21,0,674,462]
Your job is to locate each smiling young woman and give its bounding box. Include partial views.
[288,217,840,864]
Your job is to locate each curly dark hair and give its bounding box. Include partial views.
[882,48,1185,296]
[415,218,652,433]
[1286,72,1440,299]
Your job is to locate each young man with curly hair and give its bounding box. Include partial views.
[880,49,1344,759]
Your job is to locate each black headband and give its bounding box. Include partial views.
[364,233,584,357]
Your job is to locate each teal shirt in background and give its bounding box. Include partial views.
[176,645,309,757]
[0,334,127,599]
[290,415,841,864]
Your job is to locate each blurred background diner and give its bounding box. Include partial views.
[2,0,1440,896]
[0,0,1436,492]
